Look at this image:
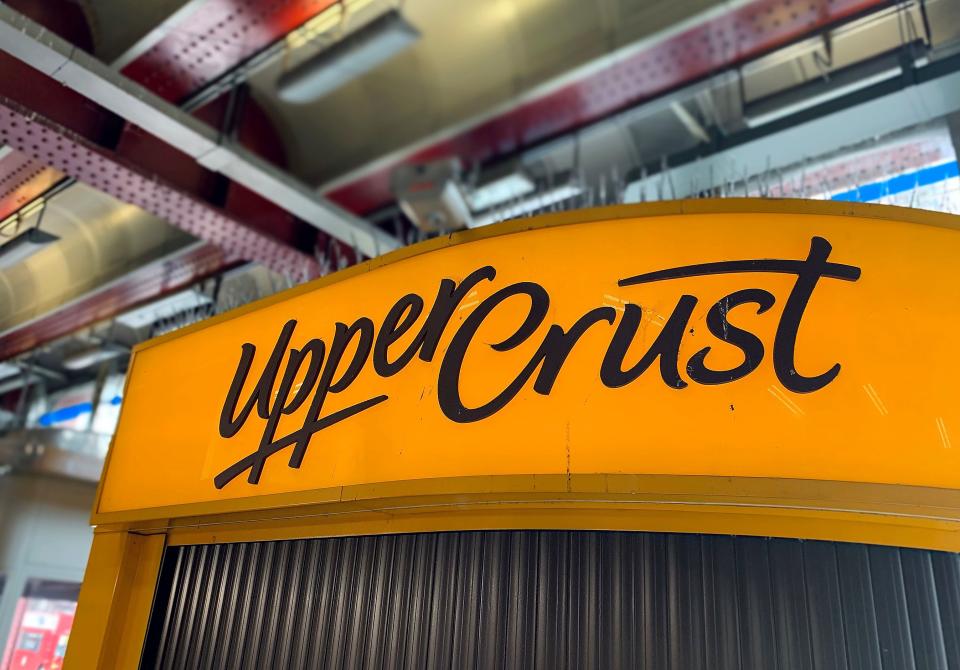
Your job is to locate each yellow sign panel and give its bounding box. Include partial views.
[97,202,960,525]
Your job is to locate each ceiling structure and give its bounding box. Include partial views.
[0,0,959,463]
[0,183,192,333]
[300,0,893,209]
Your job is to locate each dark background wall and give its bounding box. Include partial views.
[141,530,960,669]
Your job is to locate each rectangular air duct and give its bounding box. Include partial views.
[277,9,420,103]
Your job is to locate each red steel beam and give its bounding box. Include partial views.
[121,0,340,102]
[0,243,234,360]
[106,0,891,216]
[0,1,356,362]
[0,52,320,277]
[112,0,888,216]
[0,0,333,260]
[0,0,891,362]
[323,0,890,213]
[0,91,320,278]
[772,141,952,197]
[0,150,63,221]
[0,0,85,222]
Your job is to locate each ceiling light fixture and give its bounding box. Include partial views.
[277,9,420,104]
[467,172,536,212]
[469,184,582,228]
[743,51,904,128]
[0,228,58,270]
[393,160,472,233]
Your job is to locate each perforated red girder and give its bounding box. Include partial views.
[325,0,889,213]
[0,97,320,278]
[771,140,951,197]
[0,1,343,362]
[121,0,340,102]
[0,47,320,252]
[0,0,894,363]
[0,149,63,221]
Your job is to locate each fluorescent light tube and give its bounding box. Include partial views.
[278,10,420,103]
[743,52,903,128]
[467,173,536,211]
[470,184,582,228]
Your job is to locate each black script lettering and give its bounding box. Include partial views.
[418,266,497,362]
[531,307,618,395]
[282,340,326,413]
[214,318,387,489]
[247,338,326,483]
[618,236,860,392]
[214,395,387,490]
[218,319,297,439]
[215,268,496,489]
[600,298,697,390]
[287,317,375,469]
[686,288,775,385]
[374,266,496,376]
[773,237,854,392]
[214,237,862,490]
[439,302,618,423]
[438,282,550,422]
[373,294,424,376]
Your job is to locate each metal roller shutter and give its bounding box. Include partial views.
[140,531,960,669]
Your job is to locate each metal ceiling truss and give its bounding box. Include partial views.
[117,0,343,103]
[0,94,319,275]
[624,50,960,201]
[0,0,935,365]
[0,4,398,262]
[320,0,891,213]
[0,0,400,362]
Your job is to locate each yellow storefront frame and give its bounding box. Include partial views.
[66,474,960,668]
[65,199,960,668]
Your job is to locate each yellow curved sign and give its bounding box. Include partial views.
[96,201,960,547]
